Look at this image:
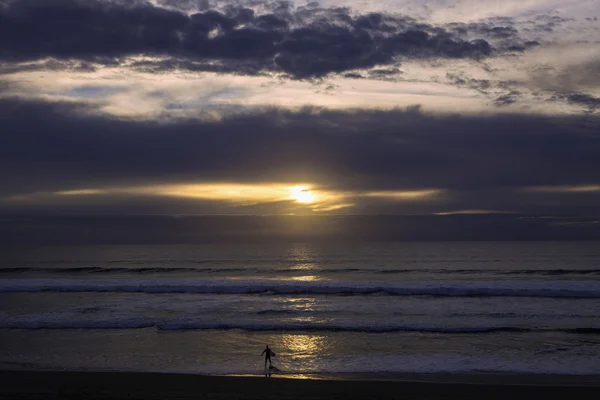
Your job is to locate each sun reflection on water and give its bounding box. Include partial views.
[289,275,319,281]
[290,263,317,271]
[271,245,329,372]
[288,243,325,282]
[274,334,327,373]
[284,297,316,311]
[281,334,327,359]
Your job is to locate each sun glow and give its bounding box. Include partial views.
[288,186,316,204]
[6,183,445,214]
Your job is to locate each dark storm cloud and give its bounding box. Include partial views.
[446,22,520,40]
[1,96,600,210]
[0,0,534,78]
[156,0,211,12]
[129,57,270,76]
[2,214,600,244]
[367,67,402,79]
[494,92,520,106]
[446,17,545,51]
[445,72,525,107]
[446,72,492,93]
[565,92,600,110]
[546,91,600,113]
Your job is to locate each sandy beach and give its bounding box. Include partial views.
[1,370,599,400]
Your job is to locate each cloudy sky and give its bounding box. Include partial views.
[1,0,599,220]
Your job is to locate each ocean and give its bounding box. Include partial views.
[1,241,599,376]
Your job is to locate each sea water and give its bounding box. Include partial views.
[1,242,599,375]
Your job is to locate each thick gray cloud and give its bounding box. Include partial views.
[444,72,526,107]
[544,91,600,114]
[1,96,600,217]
[0,0,535,78]
[566,93,600,111]
[494,92,519,106]
[2,214,600,244]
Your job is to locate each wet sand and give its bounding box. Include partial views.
[0,369,599,400]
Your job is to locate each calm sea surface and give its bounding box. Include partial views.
[1,242,600,375]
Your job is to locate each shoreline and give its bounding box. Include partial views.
[1,369,599,400]
[4,367,600,385]
[223,371,600,386]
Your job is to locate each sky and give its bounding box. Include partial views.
[1,0,600,236]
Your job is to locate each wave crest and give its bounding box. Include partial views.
[1,279,599,298]
[0,316,599,334]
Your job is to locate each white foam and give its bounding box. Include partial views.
[1,314,599,333]
[1,278,600,298]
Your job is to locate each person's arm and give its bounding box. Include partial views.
[261,350,266,356]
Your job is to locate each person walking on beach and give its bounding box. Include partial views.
[261,345,275,368]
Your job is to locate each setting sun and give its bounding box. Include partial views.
[289,186,316,204]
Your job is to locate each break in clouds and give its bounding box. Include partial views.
[2,96,600,217]
[1,0,600,225]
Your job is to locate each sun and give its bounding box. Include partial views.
[289,186,316,204]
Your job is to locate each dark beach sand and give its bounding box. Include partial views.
[1,370,599,400]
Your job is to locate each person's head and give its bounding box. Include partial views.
[266,345,269,349]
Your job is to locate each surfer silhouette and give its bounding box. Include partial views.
[261,345,275,368]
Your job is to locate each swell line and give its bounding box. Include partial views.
[0,318,599,334]
[1,279,600,298]
[2,266,600,275]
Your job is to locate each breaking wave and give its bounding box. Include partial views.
[1,279,600,298]
[1,316,599,333]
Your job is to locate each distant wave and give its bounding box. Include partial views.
[501,269,600,276]
[0,266,249,274]
[0,317,599,334]
[1,279,600,298]
[255,309,299,315]
[2,266,600,276]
